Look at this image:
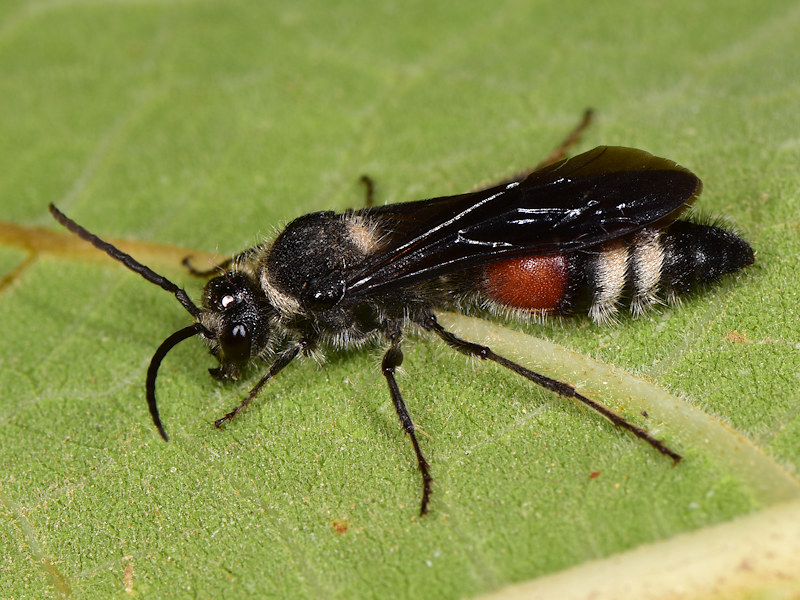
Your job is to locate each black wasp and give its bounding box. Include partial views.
[50,116,754,516]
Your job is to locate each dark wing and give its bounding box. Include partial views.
[345,146,701,299]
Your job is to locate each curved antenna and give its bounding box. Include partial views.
[49,204,202,318]
[147,324,207,441]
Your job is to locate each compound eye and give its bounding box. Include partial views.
[219,323,250,364]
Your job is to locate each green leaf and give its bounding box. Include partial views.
[2,1,799,598]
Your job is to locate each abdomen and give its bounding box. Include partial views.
[477,219,754,323]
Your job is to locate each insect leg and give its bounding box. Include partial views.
[183,244,267,278]
[357,109,591,207]
[531,108,594,170]
[381,321,433,516]
[360,175,376,208]
[421,314,682,464]
[214,338,310,428]
[479,109,595,190]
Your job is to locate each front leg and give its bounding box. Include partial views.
[183,243,268,277]
[214,338,312,428]
[381,320,434,516]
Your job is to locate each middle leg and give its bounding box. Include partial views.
[381,320,434,516]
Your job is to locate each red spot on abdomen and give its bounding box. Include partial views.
[484,254,569,311]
